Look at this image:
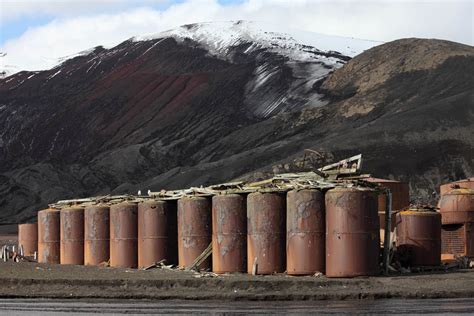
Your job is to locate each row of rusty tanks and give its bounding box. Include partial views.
[438,178,474,260]
[35,202,177,268]
[26,179,444,276]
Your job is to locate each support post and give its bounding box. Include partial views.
[383,189,392,275]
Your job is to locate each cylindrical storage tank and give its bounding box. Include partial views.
[440,178,474,196]
[110,202,138,268]
[84,204,110,266]
[366,178,410,232]
[439,189,474,225]
[60,207,84,265]
[18,223,38,257]
[325,187,380,278]
[247,192,286,275]
[37,209,60,264]
[396,209,441,267]
[366,178,410,211]
[177,197,212,269]
[287,189,325,275]
[212,194,247,273]
[138,200,176,269]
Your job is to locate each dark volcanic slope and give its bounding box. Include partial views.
[0,35,473,223]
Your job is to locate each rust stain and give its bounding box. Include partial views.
[396,209,441,267]
[18,223,38,257]
[247,192,286,275]
[84,204,110,266]
[325,188,379,278]
[110,202,138,268]
[212,194,247,273]
[38,209,60,264]
[177,197,211,269]
[287,189,325,275]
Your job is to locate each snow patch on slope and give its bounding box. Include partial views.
[135,21,380,59]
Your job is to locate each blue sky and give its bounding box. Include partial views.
[1,0,472,73]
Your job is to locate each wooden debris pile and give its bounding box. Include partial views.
[48,154,381,209]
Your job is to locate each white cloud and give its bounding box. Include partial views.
[0,0,169,22]
[1,0,472,73]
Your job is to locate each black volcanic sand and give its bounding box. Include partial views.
[0,262,473,301]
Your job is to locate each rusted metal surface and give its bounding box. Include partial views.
[247,192,286,275]
[212,194,247,273]
[286,189,325,275]
[18,223,38,257]
[60,207,84,265]
[439,189,474,225]
[84,205,110,266]
[396,209,441,267]
[177,197,212,269]
[325,188,380,278]
[138,200,178,268]
[38,209,60,264]
[440,178,474,196]
[366,178,409,211]
[110,202,138,268]
[441,222,474,258]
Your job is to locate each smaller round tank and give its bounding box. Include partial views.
[212,194,247,274]
[60,207,85,265]
[439,189,474,225]
[110,202,138,268]
[18,223,38,257]
[286,189,325,275]
[325,187,379,278]
[84,204,110,266]
[178,197,212,269]
[396,208,441,267]
[247,192,286,275]
[138,200,174,269]
[37,209,60,264]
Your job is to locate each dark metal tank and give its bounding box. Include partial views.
[325,187,380,278]
[286,189,325,275]
[212,194,247,273]
[247,192,286,275]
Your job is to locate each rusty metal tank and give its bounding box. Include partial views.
[395,208,441,267]
[84,204,110,266]
[366,177,410,232]
[212,194,247,273]
[177,196,212,269]
[366,178,410,210]
[286,189,325,275]
[439,189,474,225]
[440,177,474,196]
[110,202,138,268]
[325,187,380,278]
[18,223,38,257]
[247,192,286,275]
[138,200,178,268]
[37,209,60,264]
[60,207,84,265]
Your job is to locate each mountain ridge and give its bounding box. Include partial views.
[0,22,472,224]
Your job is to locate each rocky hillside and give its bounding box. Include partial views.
[0,22,472,223]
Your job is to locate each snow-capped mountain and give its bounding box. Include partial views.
[1,21,380,118]
[1,22,472,224]
[1,21,380,76]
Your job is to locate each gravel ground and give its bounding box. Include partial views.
[0,262,473,301]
